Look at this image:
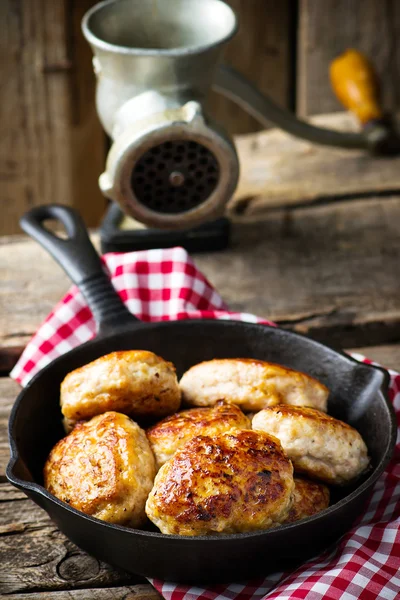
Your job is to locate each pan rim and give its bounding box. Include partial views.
[7,318,397,543]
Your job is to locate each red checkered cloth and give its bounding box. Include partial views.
[10,247,400,600]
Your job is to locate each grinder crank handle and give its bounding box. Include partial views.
[20,205,138,334]
[215,61,399,155]
[330,49,383,126]
[330,49,400,154]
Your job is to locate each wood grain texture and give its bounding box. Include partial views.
[232,112,400,213]
[0,236,72,367]
[208,0,292,134]
[0,378,18,479]
[0,0,106,235]
[6,587,161,600]
[0,481,156,595]
[197,196,400,349]
[0,233,100,372]
[298,0,400,116]
[1,195,400,365]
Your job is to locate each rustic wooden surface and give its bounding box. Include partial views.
[0,378,16,478]
[2,590,161,600]
[0,482,158,596]
[298,0,400,116]
[0,0,106,235]
[0,233,72,369]
[2,193,400,368]
[6,590,161,600]
[207,196,400,349]
[232,112,400,212]
[208,0,292,134]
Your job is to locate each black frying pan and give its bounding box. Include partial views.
[7,205,397,584]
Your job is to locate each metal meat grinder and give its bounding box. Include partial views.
[82,0,396,252]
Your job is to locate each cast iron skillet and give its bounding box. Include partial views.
[7,205,397,584]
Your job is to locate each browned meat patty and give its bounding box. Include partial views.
[252,405,369,485]
[147,401,250,469]
[285,477,330,523]
[44,411,156,527]
[179,359,329,413]
[60,350,181,431]
[145,429,294,535]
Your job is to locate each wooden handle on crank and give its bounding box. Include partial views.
[330,49,383,125]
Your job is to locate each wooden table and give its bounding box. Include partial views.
[1,115,400,598]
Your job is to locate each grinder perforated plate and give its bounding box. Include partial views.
[131,140,220,214]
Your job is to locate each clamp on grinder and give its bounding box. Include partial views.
[82,0,397,253]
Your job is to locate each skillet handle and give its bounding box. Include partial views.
[20,205,139,335]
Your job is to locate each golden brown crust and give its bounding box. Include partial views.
[285,477,330,523]
[44,411,156,527]
[60,350,181,431]
[147,401,251,469]
[179,358,329,413]
[145,429,294,536]
[252,405,370,485]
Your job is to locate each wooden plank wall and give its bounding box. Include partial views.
[298,0,400,116]
[0,0,105,235]
[208,0,293,134]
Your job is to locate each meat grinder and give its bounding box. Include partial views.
[82,0,394,251]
